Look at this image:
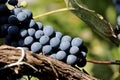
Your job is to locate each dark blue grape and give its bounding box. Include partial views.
[11,7,22,15]
[11,41,18,47]
[0,0,7,4]
[42,45,52,55]
[0,4,10,16]
[71,38,83,47]
[113,0,120,4]
[0,24,9,37]
[43,25,55,37]
[8,15,19,25]
[59,41,70,51]
[55,32,62,39]
[5,35,13,41]
[18,39,24,47]
[8,0,18,6]
[35,30,44,39]
[50,37,60,48]
[77,58,86,67]
[0,16,9,24]
[61,35,72,42]
[80,45,88,53]
[7,26,19,36]
[36,22,43,30]
[31,42,42,53]
[20,28,28,38]
[56,51,67,60]
[115,5,120,14]
[69,46,79,55]
[50,53,56,59]
[17,12,28,22]
[24,36,34,46]
[22,9,33,19]
[28,28,36,36]
[39,35,50,45]
[3,38,11,45]
[113,0,120,14]
[66,55,77,65]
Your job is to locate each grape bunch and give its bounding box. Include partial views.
[0,0,88,67]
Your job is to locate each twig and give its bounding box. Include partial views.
[87,59,120,65]
[33,8,74,19]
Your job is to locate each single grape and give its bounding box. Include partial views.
[17,12,28,22]
[5,35,13,41]
[50,37,60,48]
[36,22,43,30]
[61,35,72,42]
[3,36,12,45]
[117,33,120,40]
[0,4,10,16]
[55,32,62,39]
[66,55,77,65]
[39,35,50,45]
[81,51,87,57]
[0,0,7,4]
[0,24,10,37]
[8,15,19,25]
[35,30,44,39]
[56,51,67,60]
[117,15,120,25]
[49,53,56,59]
[71,37,83,47]
[29,19,37,29]
[76,58,86,67]
[42,45,52,55]
[43,25,55,37]
[22,9,33,19]
[7,25,19,36]
[18,39,24,47]
[31,42,42,53]
[113,0,120,4]
[59,41,70,51]
[80,45,88,53]
[11,41,18,47]
[115,5,120,14]
[20,28,28,38]
[24,36,34,46]
[0,16,9,24]
[69,46,79,55]
[28,28,36,36]
[11,7,22,15]
[4,39,10,45]
[8,0,18,6]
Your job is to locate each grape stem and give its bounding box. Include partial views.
[33,8,75,19]
[87,59,120,65]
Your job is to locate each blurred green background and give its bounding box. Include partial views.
[4,0,120,80]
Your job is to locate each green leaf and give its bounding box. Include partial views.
[68,0,120,46]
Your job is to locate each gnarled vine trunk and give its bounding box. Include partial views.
[0,45,97,80]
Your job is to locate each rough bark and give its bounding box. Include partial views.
[0,45,97,80]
